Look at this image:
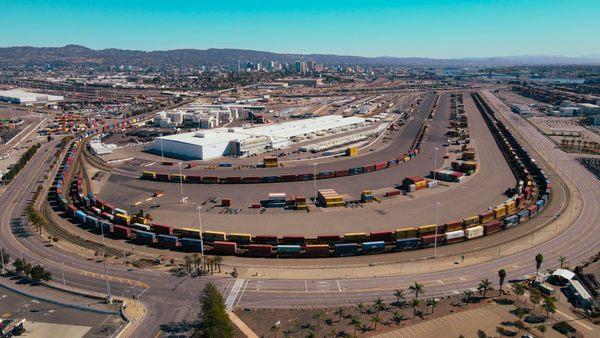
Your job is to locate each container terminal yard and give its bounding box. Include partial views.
[1,56,599,336]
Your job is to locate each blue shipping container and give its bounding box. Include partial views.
[334,243,358,256]
[362,241,385,253]
[504,215,519,227]
[180,238,203,251]
[396,238,421,250]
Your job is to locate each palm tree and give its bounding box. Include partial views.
[410,299,420,318]
[512,283,525,302]
[373,297,385,313]
[558,256,566,269]
[184,255,192,273]
[313,310,324,329]
[537,324,547,337]
[542,297,556,317]
[370,315,382,330]
[334,307,345,322]
[392,311,403,324]
[409,282,425,301]
[530,289,542,310]
[478,279,493,298]
[394,289,406,307]
[463,290,474,304]
[213,256,222,273]
[535,253,544,276]
[356,302,365,314]
[192,253,199,269]
[270,323,280,338]
[498,269,507,296]
[426,298,438,314]
[349,316,361,335]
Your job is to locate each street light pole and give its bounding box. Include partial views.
[0,248,5,274]
[61,262,66,287]
[197,206,204,257]
[313,163,318,205]
[434,201,440,258]
[100,222,112,303]
[178,162,185,204]
[433,147,439,183]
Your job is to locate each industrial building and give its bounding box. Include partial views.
[152,115,366,160]
[0,89,64,105]
[153,103,267,129]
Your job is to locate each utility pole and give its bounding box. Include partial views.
[99,222,112,303]
[178,162,186,204]
[0,248,5,274]
[61,262,66,287]
[434,201,441,258]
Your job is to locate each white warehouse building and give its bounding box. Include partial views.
[152,115,366,160]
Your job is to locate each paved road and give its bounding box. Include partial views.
[224,92,599,308]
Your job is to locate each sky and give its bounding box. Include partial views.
[2,0,599,59]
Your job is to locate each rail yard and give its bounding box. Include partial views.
[1,56,599,337]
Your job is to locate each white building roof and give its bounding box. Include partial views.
[0,89,64,102]
[570,280,592,300]
[552,269,575,280]
[155,115,366,147]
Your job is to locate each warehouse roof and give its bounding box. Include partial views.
[0,88,64,101]
[155,115,366,146]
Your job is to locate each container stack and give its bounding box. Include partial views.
[430,170,464,183]
[361,190,374,203]
[263,157,278,168]
[263,193,286,208]
[221,198,232,207]
[318,189,344,207]
[402,176,427,191]
[295,196,308,210]
[451,160,477,174]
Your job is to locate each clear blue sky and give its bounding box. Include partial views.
[2,0,599,58]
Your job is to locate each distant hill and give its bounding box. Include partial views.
[0,45,599,68]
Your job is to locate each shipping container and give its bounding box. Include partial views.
[528,204,538,217]
[463,215,480,228]
[157,234,180,248]
[228,233,252,245]
[316,234,341,244]
[395,227,418,239]
[214,241,237,255]
[277,245,302,257]
[334,243,359,256]
[517,209,530,222]
[254,235,278,246]
[152,223,173,236]
[465,226,484,239]
[180,238,204,252]
[202,231,227,242]
[135,230,157,244]
[242,176,262,184]
[114,225,133,239]
[74,210,87,223]
[479,211,494,224]
[85,215,99,228]
[395,238,421,250]
[362,241,386,254]
[343,232,368,243]
[247,244,272,257]
[114,213,131,225]
[305,244,330,257]
[131,223,151,232]
[444,220,464,232]
[369,231,394,242]
[421,234,445,247]
[503,215,519,228]
[174,227,202,239]
[281,236,306,245]
[493,205,507,219]
[444,230,465,244]
[418,224,441,236]
[483,220,502,235]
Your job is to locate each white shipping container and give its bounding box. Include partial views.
[465,226,484,239]
[445,230,465,240]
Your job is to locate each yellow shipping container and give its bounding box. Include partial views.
[493,205,507,219]
[395,227,418,239]
[346,147,358,157]
[463,216,480,227]
[418,224,437,234]
[344,232,368,242]
[229,233,252,243]
[415,180,427,189]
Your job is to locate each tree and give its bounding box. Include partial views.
[312,310,324,329]
[478,279,493,298]
[463,290,474,304]
[370,315,381,330]
[530,288,542,310]
[538,324,547,337]
[334,307,345,322]
[373,297,385,313]
[394,289,406,308]
[392,311,403,324]
[426,298,438,314]
[214,256,222,273]
[356,302,365,314]
[349,316,361,335]
[12,258,25,275]
[29,265,46,282]
[199,282,233,338]
[23,262,32,278]
[542,297,556,317]
[409,282,425,301]
[513,283,525,302]
[558,256,566,269]
[535,253,544,276]
[410,299,420,318]
[477,330,488,338]
[498,269,507,296]
[184,255,192,273]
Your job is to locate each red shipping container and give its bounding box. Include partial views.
[152,223,173,235]
[421,234,445,246]
[317,234,341,244]
[248,244,272,256]
[369,231,394,242]
[213,241,237,255]
[306,244,330,257]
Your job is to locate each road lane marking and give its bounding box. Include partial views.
[337,280,342,292]
[224,278,245,311]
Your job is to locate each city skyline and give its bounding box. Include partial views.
[3,0,600,59]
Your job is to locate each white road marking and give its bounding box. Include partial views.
[224,278,245,311]
[336,280,342,292]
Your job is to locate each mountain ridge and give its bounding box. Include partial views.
[1,45,599,68]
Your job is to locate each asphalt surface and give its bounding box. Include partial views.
[1,89,597,338]
[223,91,599,309]
[95,92,515,236]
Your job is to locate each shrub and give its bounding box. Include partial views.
[552,321,576,335]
